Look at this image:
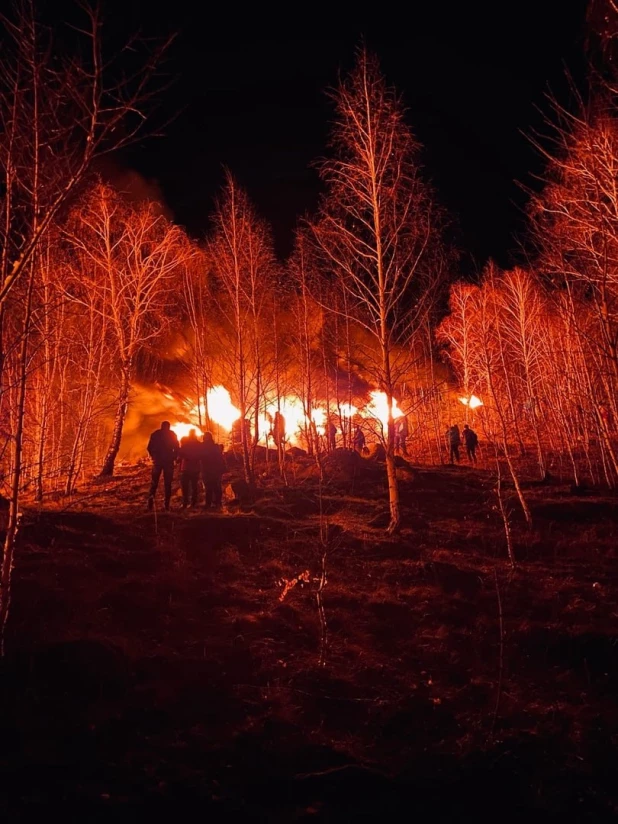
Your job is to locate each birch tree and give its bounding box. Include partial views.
[64,182,194,477]
[311,50,439,533]
[209,172,277,484]
[0,0,171,652]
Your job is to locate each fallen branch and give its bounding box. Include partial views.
[278,570,311,602]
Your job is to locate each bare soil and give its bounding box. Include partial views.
[1,454,617,822]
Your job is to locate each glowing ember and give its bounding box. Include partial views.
[459,394,483,409]
[364,390,403,430]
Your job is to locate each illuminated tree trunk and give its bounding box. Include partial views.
[0,3,170,313]
[0,266,35,654]
[64,183,191,479]
[209,172,276,486]
[311,51,440,533]
[478,293,532,527]
[100,366,131,477]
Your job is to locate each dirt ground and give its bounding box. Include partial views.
[1,451,618,822]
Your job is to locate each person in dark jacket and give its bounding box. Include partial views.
[327,420,337,451]
[446,424,461,464]
[147,421,179,511]
[395,416,409,456]
[178,428,203,508]
[201,431,226,509]
[462,424,478,463]
[272,410,286,448]
[353,425,366,454]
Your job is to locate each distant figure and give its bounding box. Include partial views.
[178,428,203,508]
[146,421,179,511]
[446,424,461,464]
[231,418,252,449]
[272,410,286,448]
[395,416,409,456]
[353,425,366,454]
[201,431,226,510]
[327,420,337,451]
[462,424,478,464]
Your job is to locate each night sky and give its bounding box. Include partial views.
[104,1,590,270]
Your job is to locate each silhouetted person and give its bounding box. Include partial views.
[147,421,179,511]
[395,416,409,456]
[201,431,226,509]
[446,424,461,464]
[462,424,478,463]
[231,417,252,450]
[179,428,203,508]
[272,410,285,448]
[353,425,366,454]
[327,420,337,451]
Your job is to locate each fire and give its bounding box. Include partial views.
[259,398,326,444]
[459,394,483,409]
[171,422,201,441]
[170,385,240,441]
[165,386,406,448]
[311,407,326,434]
[340,403,357,418]
[267,397,306,442]
[364,390,403,430]
[206,385,241,430]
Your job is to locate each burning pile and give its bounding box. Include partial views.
[168,385,414,447]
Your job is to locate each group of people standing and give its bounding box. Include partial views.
[145,418,480,511]
[330,418,410,456]
[146,421,226,511]
[445,423,478,464]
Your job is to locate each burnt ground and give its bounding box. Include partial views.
[1,453,618,822]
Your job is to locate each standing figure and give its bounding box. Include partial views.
[353,425,366,454]
[446,424,461,464]
[327,420,337,451]
[146,421,179,511]
[201,431,226,510]
[272,410,286,448]
[462,424,478,463]
[395,416,409,456]
[178,428,203,508]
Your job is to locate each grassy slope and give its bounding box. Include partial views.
[1,457,618,821]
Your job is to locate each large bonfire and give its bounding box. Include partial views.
[169,386,406,447]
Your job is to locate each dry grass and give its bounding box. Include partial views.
[1,455,618,820]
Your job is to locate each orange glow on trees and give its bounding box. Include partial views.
[311,49,443,533]
[63,182,197,477]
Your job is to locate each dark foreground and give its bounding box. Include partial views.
[1,456,618,822]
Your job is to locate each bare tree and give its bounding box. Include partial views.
[63,182,194,477]
[529,102,618,478]
[311,50,439,533]
[0,0,170,311]
[0,0,172,652]
[181,250,215,429]
[498,268,549,479]
[209,171,277,484]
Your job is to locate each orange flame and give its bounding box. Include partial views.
[459,394,483,409]
[364,390,403,430]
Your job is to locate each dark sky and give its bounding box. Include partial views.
[105,1,590,270]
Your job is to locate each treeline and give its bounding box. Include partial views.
[1,35,451,542]
[3,3,618,636]
[438,105,618,491]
